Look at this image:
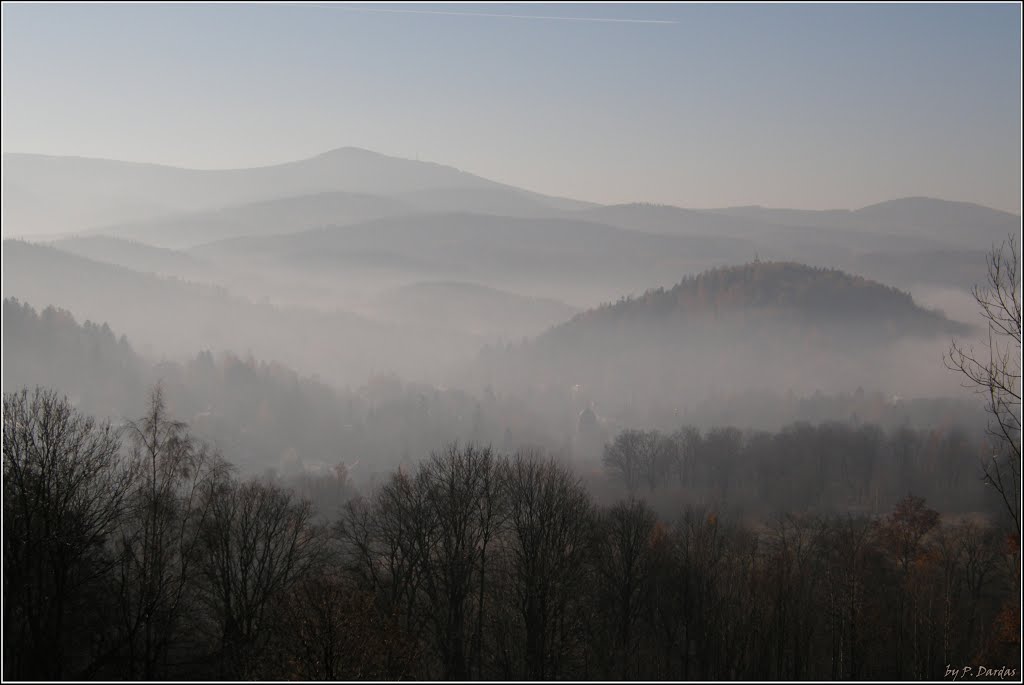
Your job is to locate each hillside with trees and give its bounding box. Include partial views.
[538,261,965,342]
[475,262,973,424]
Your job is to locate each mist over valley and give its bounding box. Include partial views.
[2,4,1020,680]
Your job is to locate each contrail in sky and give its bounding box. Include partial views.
[295,4,678,24]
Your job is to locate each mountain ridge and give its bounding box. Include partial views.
[1,147,595,237]
[5,149,1016,215]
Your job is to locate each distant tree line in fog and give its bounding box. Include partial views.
[4,386,1019,680]
[597,421,997,518]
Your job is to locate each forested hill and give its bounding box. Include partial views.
[0,299,564,479]
[538,261,966,346]
[472,262,973,409]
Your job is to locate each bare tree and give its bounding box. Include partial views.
[946,235,1022,534]
[877,495,941,678]
[818,514,879,680]
[590,497,657,678]
[113,386,228,678]
[643,431,672,492]
[416,443,503,680]
[342,443,504,679]
[603,429,661,494]
[3,387,136,680]
[762,512,821,680]
[335,469,433,673]
[196,474,323,678]
[674,507,737,679]
[499,451,594,679]
[670,426,702,488]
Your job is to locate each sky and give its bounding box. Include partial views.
[2,2,1021,213]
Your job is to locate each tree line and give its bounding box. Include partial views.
[597,421,997,519]
[4,386,1018,680]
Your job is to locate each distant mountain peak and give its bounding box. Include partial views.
[311,145,386,159]
[306,146,469,173]
[856,196,1018,216]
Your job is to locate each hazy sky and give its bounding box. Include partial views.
[2,2,1021,212]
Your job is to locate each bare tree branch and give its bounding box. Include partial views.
[945,235,1022,535]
